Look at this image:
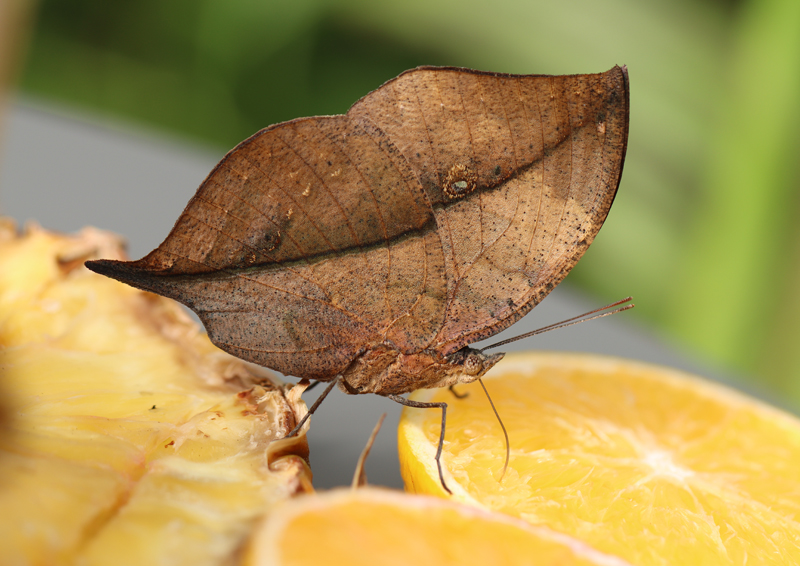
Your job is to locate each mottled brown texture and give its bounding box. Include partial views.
[87,65,629,396]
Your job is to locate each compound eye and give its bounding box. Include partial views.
[464,354,483,376]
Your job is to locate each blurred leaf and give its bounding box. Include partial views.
[668,0,800,394]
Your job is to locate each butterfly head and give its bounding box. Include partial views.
[446,347,504,384]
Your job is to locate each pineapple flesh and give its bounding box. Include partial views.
[0,220,312,566]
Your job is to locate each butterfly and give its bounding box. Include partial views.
[87,65,629,491]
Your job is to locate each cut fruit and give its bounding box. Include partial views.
[246,487,633,566]
[399,352,800,565]
[0,221,312,566]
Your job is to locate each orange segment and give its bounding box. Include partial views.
[399,352,800,565]
[247,487,632,566]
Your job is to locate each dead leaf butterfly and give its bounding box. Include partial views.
[87,65,630,491]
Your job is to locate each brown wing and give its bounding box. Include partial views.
[86,114,448,380]
[86,65,628,379]
[349,66,629,355]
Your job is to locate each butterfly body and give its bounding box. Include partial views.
[337,344,504,396]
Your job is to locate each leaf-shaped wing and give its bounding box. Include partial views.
[87,66,628,379]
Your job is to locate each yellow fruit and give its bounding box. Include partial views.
[246,487,632,566]
[399,352,800,565]
[0,221,312,566]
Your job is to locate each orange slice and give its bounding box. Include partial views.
[399,352,800,565]
[246,487,633,565]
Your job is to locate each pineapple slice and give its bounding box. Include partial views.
[0,220,312,566]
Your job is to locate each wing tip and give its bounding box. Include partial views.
[84,258,164,294]
[85,258,132,279]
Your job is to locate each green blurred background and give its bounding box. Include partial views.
[6,0,800,406]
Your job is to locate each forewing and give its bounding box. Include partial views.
[349,66,629,354]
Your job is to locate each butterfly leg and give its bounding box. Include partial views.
[304,379,323,393]
[284,377,338,438]
[448,384,469,399]
[386,394,452,494]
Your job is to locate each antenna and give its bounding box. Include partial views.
[481,297,634,352]
[477,378,510,482]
